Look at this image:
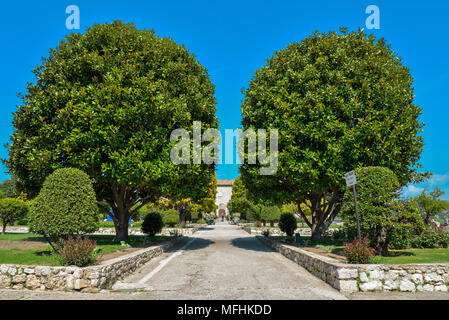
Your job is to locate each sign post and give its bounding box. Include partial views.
[344,171,361,241]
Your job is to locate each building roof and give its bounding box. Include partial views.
[217,179,234,186]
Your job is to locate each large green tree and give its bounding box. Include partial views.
[411,186,449,226]
[5,21,217,241]
[240,28,425,240]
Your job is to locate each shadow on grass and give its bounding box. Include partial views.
[387,251,416,257]
[35,250,53,257]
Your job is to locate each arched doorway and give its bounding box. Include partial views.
[218,209,226,218]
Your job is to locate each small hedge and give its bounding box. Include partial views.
[344,237,375,264]
[56,235,97,267]
[142,212,163,236]
[279,213,297,237]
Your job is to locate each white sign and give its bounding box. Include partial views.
[344,171,357,187]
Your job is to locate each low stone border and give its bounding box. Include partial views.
[0,236,185,292]
[257,236,449,293]
[241,226,339,237]
[93,227,198,236]
[2,226,198,236]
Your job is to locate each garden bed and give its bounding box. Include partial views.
[0,233,174,266]
[0,236,185,292]
[270,234,449,265]
[258,235,449,293]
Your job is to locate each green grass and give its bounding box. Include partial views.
[0,247,61,265]
[0,233,171,266]
[269,235,449,264]
[372,249,449,264]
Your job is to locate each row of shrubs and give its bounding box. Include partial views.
[332,228,449,250]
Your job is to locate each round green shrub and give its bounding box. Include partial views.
[29,168,99,244]
[0,198,29,233]
[162,209,179,227]
[261,206,281,226]
[279,213,297,237]
[142,212,163,236]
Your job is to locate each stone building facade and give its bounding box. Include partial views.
[215,180,234,218]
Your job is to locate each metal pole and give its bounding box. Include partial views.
[352,184,361,241]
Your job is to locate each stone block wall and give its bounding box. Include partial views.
[0,237,184,292]
[242,226,338,237]
[257,236,449,293]
[3,226,198,237]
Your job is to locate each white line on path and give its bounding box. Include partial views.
[138,237,197,284]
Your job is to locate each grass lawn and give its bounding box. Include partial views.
[0,233,170,266]
[269,235,449,264]
[372,249,449,264]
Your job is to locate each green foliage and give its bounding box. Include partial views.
[56,235,97,267]
[260,206,281,226]
[228,177,254,220]
[410,230,449,249]
[161,209,179,227]
[247,204,261,222]
[411,187,449,226]
[29,168,100,247]
[341,167,423,255]
[0,177,19,199]
[239,28,425,241]
[281,203,297,215]
[0,198,28,233]
[99,221,115,228]
[279,213,297,237]
[343,237,376,264]
[5,20,217,241]
[141,212,163,237]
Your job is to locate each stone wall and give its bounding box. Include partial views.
[257,236,449,293]
[93,227,198,236]
[0,237,184,292]
[3,226,198,236]
[242,226,339,237]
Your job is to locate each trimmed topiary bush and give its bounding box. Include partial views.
[29,168,100,250]
[279,213,297,237]
[0,198,29,234]
[142,212,163,236]
[162,209,179,227]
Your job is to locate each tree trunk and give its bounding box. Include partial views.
[298,190,344,241]
[376,227,389,256]
[114,216,129,242]
[311,223,329,241]
[2,224,5,235]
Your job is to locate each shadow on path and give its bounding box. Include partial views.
[164,236,215,253]
[231,237,275,252]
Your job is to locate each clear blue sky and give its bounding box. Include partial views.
[1,0,448,198]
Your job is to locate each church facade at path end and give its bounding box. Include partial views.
[215,180,234,218]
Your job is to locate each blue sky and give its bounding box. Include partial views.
[1,0,448,198]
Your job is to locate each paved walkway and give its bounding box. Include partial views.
[109,222,346,299]
[1,223,448,300]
